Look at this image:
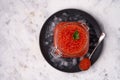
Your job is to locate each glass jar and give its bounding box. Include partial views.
[53,22,89,58]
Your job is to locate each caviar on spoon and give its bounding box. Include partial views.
[79,33,105,71]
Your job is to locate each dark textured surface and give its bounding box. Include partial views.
[39,9,104,72]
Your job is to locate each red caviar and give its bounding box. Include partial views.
[54,22,89,58]
[79,58,91,70]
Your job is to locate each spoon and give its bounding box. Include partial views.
[79,32,106,70]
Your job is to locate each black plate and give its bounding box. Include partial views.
[39,9,104,72]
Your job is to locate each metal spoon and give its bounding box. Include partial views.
[79,32,106,70]
[89,32,106,59]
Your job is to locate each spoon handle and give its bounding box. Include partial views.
[89,33,105,59]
